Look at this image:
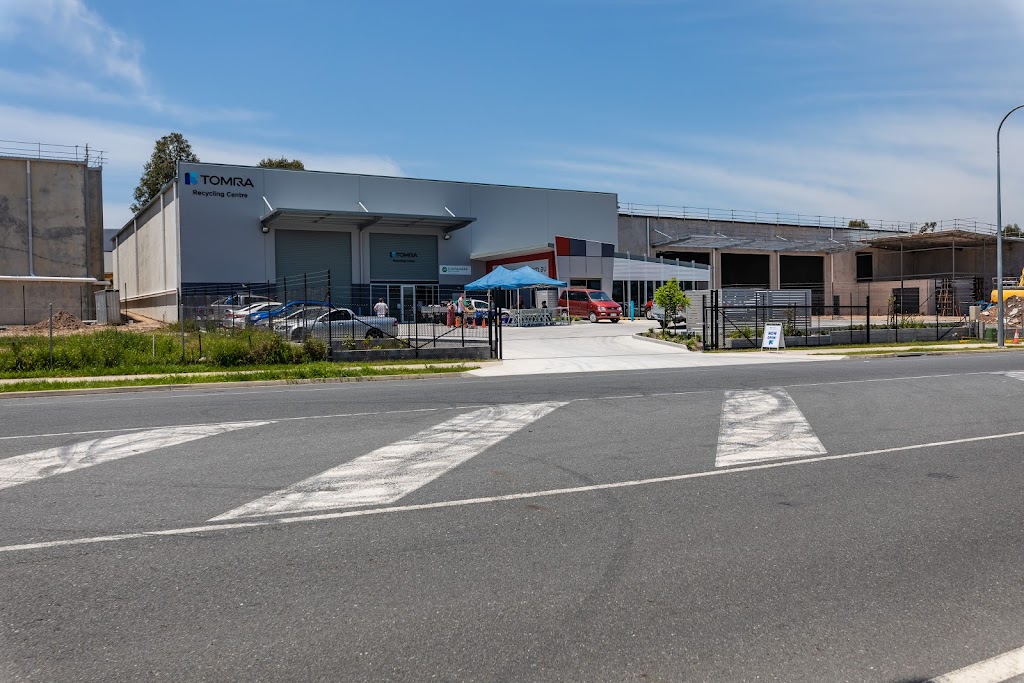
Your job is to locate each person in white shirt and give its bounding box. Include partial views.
[373,298,389,316]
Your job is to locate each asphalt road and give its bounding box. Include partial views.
[4,354,1024,682]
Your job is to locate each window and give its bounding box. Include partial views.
[329,309,352,321]
[856,253,873,281]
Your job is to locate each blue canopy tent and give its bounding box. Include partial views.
[464,265,566,291]
[502,265,566,289]
[463,266,514,291]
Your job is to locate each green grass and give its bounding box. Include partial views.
[0,362,475,393]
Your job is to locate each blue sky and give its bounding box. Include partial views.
[3,0,1024,232]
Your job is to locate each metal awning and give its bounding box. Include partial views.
[861,229,1004,251]
[260,208,475,233]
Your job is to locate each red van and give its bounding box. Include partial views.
[558,288,622,323]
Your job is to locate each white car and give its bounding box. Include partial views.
[224,301,281,324]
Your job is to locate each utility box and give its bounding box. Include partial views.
[95,289,122,325]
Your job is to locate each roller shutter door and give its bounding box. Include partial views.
[369,233,438,282]
[275,230,352,303]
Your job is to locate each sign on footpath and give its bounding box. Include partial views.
[761,324,785,351]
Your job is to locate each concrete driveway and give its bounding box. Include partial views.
[469,319,837,376]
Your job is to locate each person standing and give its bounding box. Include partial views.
[446,300,456,327]
[373,298,389,317]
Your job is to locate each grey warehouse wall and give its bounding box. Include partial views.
[174,163,617,286]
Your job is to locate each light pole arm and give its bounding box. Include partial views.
[996,104,1024,347]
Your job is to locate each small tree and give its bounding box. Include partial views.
[848,219,870,228]
[1005,223,1021,237]
[258,157,305,170]
[132,132,199,213]
[653,278,690,332]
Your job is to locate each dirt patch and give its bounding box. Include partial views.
[27,310,84,332]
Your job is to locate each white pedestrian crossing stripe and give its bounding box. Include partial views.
[210,401,566,521]
[715,388,826,467]
[0,421,271,492]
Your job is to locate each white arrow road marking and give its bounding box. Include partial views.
[211,401,566,521]
[715,388,825,467]
[927,643,1024,682]
[0,421,271,491]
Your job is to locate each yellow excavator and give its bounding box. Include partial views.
[990,267,1024,302]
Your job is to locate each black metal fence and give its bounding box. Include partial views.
[702,292,970,350]
[179,270,501,359]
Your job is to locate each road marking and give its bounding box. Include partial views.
[5,427,1024,555]
[0,421,270,491]
[715,388,826,467]
[2,428,1024,557]
[0,370,1009,439]
[1004,371,1024,382]
[210,402,566,521]
[927,644,1024,682]
[0,408,449,441]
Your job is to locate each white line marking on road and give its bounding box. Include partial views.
[1003,371,1024,382]
[0,408,446,441]
[715,388,826,467]
[0,421,271,491]
[5,427,1023,555]
[210,402,566,521]
[0,371,1008,439]
[927,643,1024,682]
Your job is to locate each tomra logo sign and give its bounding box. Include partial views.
[185,173,254,187]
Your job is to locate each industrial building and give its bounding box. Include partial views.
[0,143,106,325]
[112,162,708,322]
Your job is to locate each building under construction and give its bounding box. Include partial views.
[618,204,1024,316]
[0,141,106,325]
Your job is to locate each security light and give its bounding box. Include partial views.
[261,225,269,234]
[443,233,451,240]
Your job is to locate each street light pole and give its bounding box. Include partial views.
[996,104,1024,347]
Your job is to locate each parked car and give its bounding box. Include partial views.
[209,294,273,319]
[267,305,330,333]
[287,307,398,341]
[558,288,621,323]
[644,299,688,325]
[224,301,281,325]
[250,300,330,327]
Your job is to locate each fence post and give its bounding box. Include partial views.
[48,303,53,369]
[22,285,26,326]
[327,270,333,360]
[702,294,707,350]
[179,289,185,362]
[866,296,870,344]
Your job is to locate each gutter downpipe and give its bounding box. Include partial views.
[26,160,35,276]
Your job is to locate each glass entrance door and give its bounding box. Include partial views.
[400,285,415,323]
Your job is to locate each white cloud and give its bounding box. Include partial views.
[0,0,144,89]
[538,108,1024,227]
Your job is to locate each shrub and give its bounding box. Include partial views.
[726,325,755,339]
[302,337,328,361]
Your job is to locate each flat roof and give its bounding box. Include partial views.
[186,161,617,198]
